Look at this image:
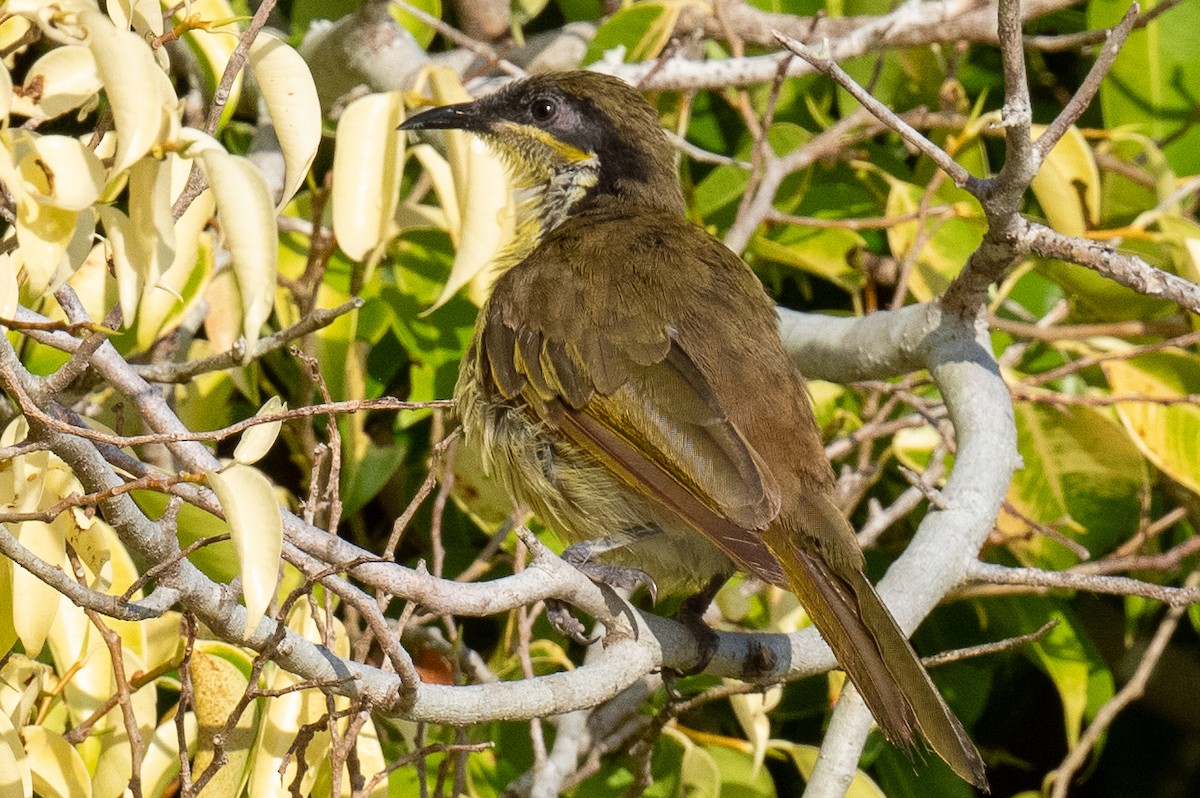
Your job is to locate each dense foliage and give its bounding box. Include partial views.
[0,0,1198,796]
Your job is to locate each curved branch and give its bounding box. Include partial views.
[778,301,1017,793]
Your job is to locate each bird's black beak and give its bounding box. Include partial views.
[398,101,487,133]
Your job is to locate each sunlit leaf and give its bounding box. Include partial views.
[10,520,64,656]
[8,45,100,121]
[97,206,143,325]
[233,396,286,465]
[1030,125,1100,237]
[331,90,406,261]
[168,0,242,131]
[190,647,257,796]
[246,602,336,796]
[1002,403,1148,568]
[81,9,167,176]
[1103,350,1200,496]
[249,33,321,208]
[206,464,283,637]
[140,712,196,798]
[192,143,278,347]
[0,690,30,798]
[886,179,986,301]
[729,684,781,776]
[22,726,91,798]
[411,67,516,310]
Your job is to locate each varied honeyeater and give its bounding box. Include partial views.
[400,71,987,790]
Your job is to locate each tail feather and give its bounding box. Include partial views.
[760,496,988,791]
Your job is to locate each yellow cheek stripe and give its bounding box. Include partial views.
[496,122,596,164]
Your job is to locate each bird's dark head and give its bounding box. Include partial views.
[400,72,684,226]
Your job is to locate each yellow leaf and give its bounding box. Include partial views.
[206,464,283,637]
[81,9,168,176]
[1031,124,1101,237]
[21,726,91,798]
[0,688,30,798]
[331,91,407,261]
[249,34,321,209]
[8,45,100,121]
[233,396,286,465]
[190,647,256,797]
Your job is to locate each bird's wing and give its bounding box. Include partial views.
[478,243,787,585]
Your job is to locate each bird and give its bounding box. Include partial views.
[399,71,987,790]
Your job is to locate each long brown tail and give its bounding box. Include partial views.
[760,494,988,791]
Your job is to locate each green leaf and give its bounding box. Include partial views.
[389,0,442,48]
[583,2,686,65]
[751,226,866,291]
[1097,132,1176,226]
[988,596,1114,748]
[872,744,973,798]
[134,491,240,584]
[1002,403,1148,568]
[1088,0,1200,175]
[1037,253,1177,323]
[1103,350,1200,495]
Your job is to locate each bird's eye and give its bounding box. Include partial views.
[530,97,557,122]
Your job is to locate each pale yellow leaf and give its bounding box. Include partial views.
[1104,350,1200,495]
[9,45,100,121]
[249,33,321,208]
[1031,124,1101,237]
[82,9,167,176]
[190,647,257,797]
[729,684,781,776]
[0,699,30,798]
[10,520,63,656]
[411,66,515,309]
[172,0,242,129]
[127,155,176,288]
[0,254,17,322]
[0,60,13,120]
[195,145,278,346]
[12,133,105,211]
[428,134,514,310]
[14,198,77,297]
[331,91,407,261]
[141,712,196,798]
[21,726,91,798]
[248,603,332,796]
[89,648,157,798]
[233,396,286,465]
[0,557,16,656]
[97,206,142,325]
[0,16,33,58]
[201,265,242,355]
[206,464,283,637]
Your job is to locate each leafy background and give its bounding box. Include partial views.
[1,0,1200,796]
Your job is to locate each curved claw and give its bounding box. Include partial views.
[572,561,659,604]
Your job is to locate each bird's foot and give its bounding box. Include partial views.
[545,599,598,645]
[545,540,660,645]
[671,574,726,676]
